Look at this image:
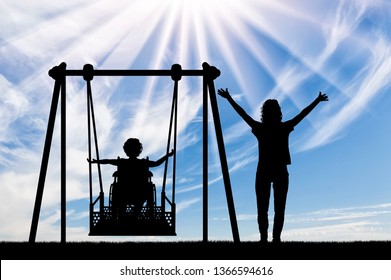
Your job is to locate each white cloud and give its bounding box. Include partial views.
[0,76,29,143]
[282,203,391,241]
[301,38,391,151]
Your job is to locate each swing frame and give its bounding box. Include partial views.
[29,62,240,243]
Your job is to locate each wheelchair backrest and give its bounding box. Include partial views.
[114,157,152,189]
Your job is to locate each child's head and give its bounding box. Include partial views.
[261,99,282,124]
[123,138,143,157]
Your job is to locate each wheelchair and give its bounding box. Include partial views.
[108,169,157,220]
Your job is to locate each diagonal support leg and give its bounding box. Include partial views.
[29,63,66,242]
[204,63,240,243]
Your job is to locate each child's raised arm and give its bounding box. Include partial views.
[87,158,118,166]
[148,149,174,167]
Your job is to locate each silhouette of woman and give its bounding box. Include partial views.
[88,138,174,217]
[217,88,328,243]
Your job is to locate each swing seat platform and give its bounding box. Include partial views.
[89,206,176,236]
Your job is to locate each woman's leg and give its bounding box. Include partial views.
[272,167,289,242]
[255,172,272,242]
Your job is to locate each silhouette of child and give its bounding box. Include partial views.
[88,138,174,216]
[217,88,328,243]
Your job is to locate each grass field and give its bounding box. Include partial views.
[1,240,390,260]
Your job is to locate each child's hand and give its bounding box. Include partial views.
[217,88,230,99]
[168,149,174,157]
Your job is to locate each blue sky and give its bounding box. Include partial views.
[1,0,391,242]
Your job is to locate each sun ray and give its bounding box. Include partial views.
[227,1,345,98]
[119,2,187,156]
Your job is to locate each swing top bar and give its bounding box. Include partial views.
[48,62,220,81]
[66,69,203,76]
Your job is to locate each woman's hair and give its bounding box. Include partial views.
[123,138,143,157]
[261,99,282,124]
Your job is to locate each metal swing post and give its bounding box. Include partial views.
[202,67,208,242]
[202,63,240,243]
[29,62,67,243]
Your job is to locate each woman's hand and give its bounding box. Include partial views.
[317,92,329,102]
[217,88,230,99]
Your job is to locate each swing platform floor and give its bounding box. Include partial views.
[89,217,176,236]
[89,207,176,236]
